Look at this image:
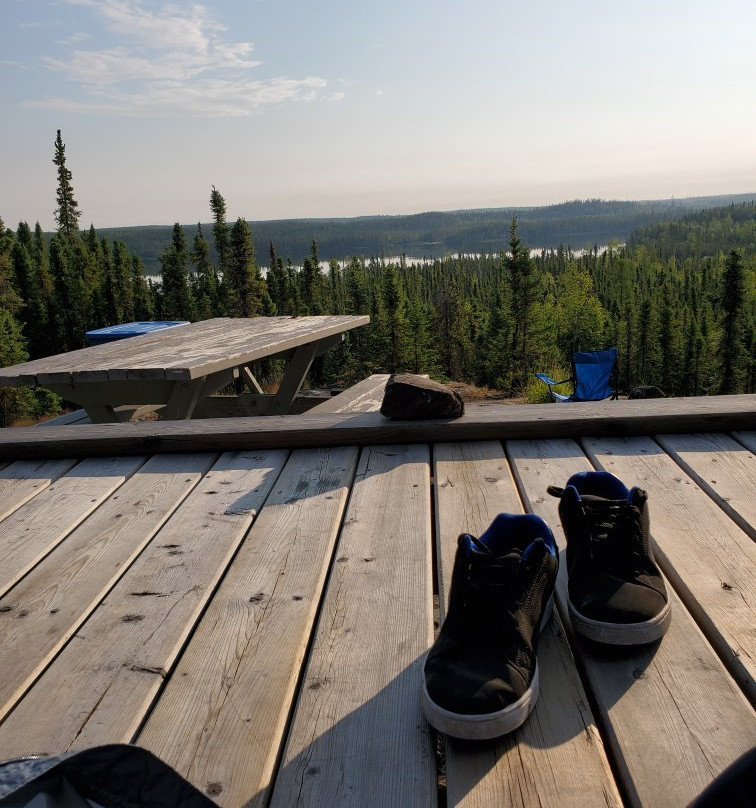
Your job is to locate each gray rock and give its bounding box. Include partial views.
[380,374,464,420]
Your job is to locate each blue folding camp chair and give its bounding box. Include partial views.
[536,348,619,402]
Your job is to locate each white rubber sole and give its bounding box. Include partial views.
[421,663,540,740]
[568,598,672,645]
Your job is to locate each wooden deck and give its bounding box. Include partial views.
[0,395,754,807]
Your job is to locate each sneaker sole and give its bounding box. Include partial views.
[568,598,672,645]
[421,663,540,740]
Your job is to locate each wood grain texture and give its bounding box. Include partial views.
[655,432,756,540]
[583,435,756,701]
[138,446,359,808]
[0,456,145,598]
[2,395,754,460]
[0,449,288,758]
[0,458,77,520]
[0,316,369,386]
[0,453,216,722]
[268,444,436,808]
[310,374,391,413]
[433,441,622,808]
[507,437,756,808]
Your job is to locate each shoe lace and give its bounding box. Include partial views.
[582,500,644,575]
[462,545,524,636]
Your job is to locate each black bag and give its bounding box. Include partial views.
[0,744,217,808]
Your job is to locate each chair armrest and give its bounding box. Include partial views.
[535,373,570,387]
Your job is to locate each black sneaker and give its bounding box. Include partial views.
[548,471,671,645]
[422,513,558,740]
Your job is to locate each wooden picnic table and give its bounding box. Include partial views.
[0,393,754,807]
[0,316,369,423]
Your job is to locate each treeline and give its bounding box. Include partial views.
[1,132,754,426]
[99,193,756,275]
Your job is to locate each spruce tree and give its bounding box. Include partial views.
[379,262,409,372]
[226,218,265,317]
[504,216,540,392]
[210,186,230,308]
[719,249,746,393]
[52,130,81,237]
[131,255,155,320]
[159,224,195,320]
[192,224,220,319]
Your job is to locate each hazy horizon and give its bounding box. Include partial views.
[2,1,755,231]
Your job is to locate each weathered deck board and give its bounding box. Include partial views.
[0,450,288,757]
[0,453,216,722]
[508,437,756,808]
[138,446,360,808]
[0,458,77,520]
[0,456,145,598]
[583,435,756,701]
[310,373,391,413]
[268,444,436,808]
[433,441,623,808]
[1,395,754,460]
[732,429,756,452]
[655,432,756,540]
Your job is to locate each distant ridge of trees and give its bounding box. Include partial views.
[97,193,756,275]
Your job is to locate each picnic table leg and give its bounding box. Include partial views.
[267,341,321,415]
[82,403,120,424]
[161,378,209,420]
[238,365,265,394]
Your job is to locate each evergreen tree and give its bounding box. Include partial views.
[49,234,89,350]
[0,219,35,425]
[719,249,747,393]
[131,254,155,320]
[266,243,286,316]
[111,241,135,323]
[159,224,195,320]
[405,293,437,375]
[300,241,325,315]
[435,267,474,380]
[52,130,81,237]
[504,216,540,392]
[345,257,369,315]
[192,224,221,320]
[210,186,230,309]
[378,262,410,372]
[226,218,265,317]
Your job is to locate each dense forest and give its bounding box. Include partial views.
[0,131,754,426]
[100,193,756,276]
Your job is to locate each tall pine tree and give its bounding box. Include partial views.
[52,130,81,237]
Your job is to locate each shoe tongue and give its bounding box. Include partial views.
[467,535,544,564]
[467,535,495,556]
[580,493,623,504]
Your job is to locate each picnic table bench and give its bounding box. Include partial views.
[0,393,754,807]
[0,316,369,423]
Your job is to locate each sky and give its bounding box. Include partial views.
[2,0,755,230]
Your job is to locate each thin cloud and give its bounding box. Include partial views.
[27,76,329,117]
[36,0,336,116]
[55,31,91,45]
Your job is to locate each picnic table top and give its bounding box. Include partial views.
[0,316,369,386]
[0,394,754,808]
